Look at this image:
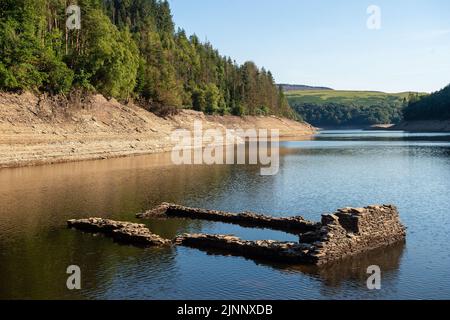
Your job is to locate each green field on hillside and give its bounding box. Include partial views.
[286,90,415,107]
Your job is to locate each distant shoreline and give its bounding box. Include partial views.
[389,121,450,132]
[311,122,450,133]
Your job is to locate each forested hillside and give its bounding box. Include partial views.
[287,90,421,127]
[0,0,295,118]
[403,85,450,121]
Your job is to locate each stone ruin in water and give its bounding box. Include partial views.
[68,203,406,266]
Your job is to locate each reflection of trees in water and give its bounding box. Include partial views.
[0,152,249,230]
[314,134,450,143]
[0,227,179,299]
[0,151,285,299]
[0,155,236,299]
[280,144,450,164]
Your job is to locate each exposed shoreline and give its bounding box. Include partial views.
[0,92,316,169]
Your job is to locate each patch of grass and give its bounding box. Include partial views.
[285,90,420,107]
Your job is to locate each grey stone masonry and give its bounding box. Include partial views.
[69,204,406,265]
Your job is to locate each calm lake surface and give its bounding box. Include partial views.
[1,130,450,300]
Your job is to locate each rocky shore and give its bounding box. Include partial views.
[0,92,316,169]
[69,204,406,265]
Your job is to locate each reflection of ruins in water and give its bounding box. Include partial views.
[189,240,405,289]
[295,241,406,287]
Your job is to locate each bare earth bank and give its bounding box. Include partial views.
[0,92,316,168]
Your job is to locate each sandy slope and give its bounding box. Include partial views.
[0,92,316,168]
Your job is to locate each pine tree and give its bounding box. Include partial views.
[0,0,297,119]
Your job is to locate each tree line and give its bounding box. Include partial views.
[291,102,404,127]
[0,0,295,118]
[403,85,450,121]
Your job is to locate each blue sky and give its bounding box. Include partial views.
[168,0,450,93]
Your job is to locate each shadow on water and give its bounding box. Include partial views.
[177,240,406,288]
[296,242,406,287]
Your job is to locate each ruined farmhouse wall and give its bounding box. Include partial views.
[309,205,407,264]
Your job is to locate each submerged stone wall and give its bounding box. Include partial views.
[174,234,317,264]
[137,203,319,234]
[304,205,407,264]
[67,218,171,246]
[68,204,406,265]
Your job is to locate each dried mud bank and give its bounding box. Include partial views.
[69,204,406,265]
[0,92,316,168]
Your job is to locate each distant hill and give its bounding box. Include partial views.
[286,90,417,107]
[279,84,333,92]
[286,90,426,127]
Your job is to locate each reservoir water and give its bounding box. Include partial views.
[1,130,450,299]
